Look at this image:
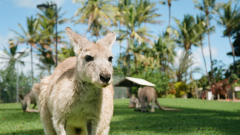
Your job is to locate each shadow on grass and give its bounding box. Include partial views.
[0,129,44,135]
[110,99,240,135]
[0,109,40,122]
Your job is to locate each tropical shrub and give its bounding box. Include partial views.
[174,82,188,97]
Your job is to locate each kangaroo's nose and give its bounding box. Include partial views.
[100,73,111,83]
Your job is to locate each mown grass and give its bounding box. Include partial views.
[0,99,240,135]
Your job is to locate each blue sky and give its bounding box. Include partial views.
[0,0,237,79]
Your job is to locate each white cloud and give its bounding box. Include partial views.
[201,46,218,57]
[193,46,218,68]
[0,32,15,48]
[0,49,43,78]
[10,0,66,8]
[175,49,202,68]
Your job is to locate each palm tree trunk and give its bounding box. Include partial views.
[119,21,121,65]
[16,64,19,103]
[228,33,235,72]
[134,54,138,74]
[206,15,215,86]
[168,4,171,38]
[127,26,130,76]
[200,38,211,84]
[30,45,33,85]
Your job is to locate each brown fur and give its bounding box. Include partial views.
[136,87,182,112]
[19,83,40,113]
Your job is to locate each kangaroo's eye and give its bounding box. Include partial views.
[108,56,113,62]
[85,55,94,62]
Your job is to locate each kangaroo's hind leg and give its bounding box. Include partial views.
[40,102,56,135]
[149,99,155,112]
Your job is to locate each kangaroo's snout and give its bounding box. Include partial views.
[99,73,111,83]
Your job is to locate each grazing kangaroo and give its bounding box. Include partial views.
[134,87,182,112]
[39,27,116,135]
[19,83,40,113]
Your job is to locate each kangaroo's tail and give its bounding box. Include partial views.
[155,99,182,111]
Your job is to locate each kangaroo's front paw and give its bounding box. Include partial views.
[149,110,155,112]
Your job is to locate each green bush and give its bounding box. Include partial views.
[174,82,188,97]
[229,73,238,84]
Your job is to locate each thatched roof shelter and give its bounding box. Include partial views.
[114,77,155,87]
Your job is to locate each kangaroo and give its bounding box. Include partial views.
[19,83,40,113]
[39,27,116,135]
[135,87,182,112]
[129,94,158,109]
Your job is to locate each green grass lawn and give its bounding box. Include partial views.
[0,99,240,135]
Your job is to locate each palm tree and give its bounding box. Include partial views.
[0,40,28,102]
[136,0,162,26]
[195,14,215,84]
[119,4,157,44]
[0,40,28,70]
[193,0,221,85]
[154,36,176,72]
[174,15,204,82]
[174,15,201,52]
[116,0,161,75]
[119,3,157,75]
[216,1,240,72]
[10,16,39,85]
[159,0,179,37]
[37,2,68,66]
[227,26,240,57]
[116,0,131,64]
[74,0,117,39]
[171,51,201,82]
[58,44,75,62]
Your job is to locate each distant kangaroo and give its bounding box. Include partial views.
[39,27,116,135]
[131,87,182,112]
[19,83,40,113]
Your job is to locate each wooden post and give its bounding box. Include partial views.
[233,92,235,101]
[225,93,227,100]
[218,94,220,100]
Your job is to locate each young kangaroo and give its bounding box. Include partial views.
[39,27,116,135]
[19,83,40,113]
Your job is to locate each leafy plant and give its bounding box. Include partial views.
[174,82,188,97]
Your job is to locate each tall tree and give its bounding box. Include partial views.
[0,40,28,102]
[171,51,200,82]
[119,1,161,75]
[159,0,179,37]
[193,0,221,85]
[73,0,117,39]
[216,1,240,72]
[37,1,68,67]
[195,14,215,84]
[174,15,201,51]
[10,16,39,85]
[116,0,132,64]
[227,25,240,57]
[154,36,176,72]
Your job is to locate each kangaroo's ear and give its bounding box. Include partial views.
[65,27,91,54]
[96,31,116,50]
[19,94,24,100]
